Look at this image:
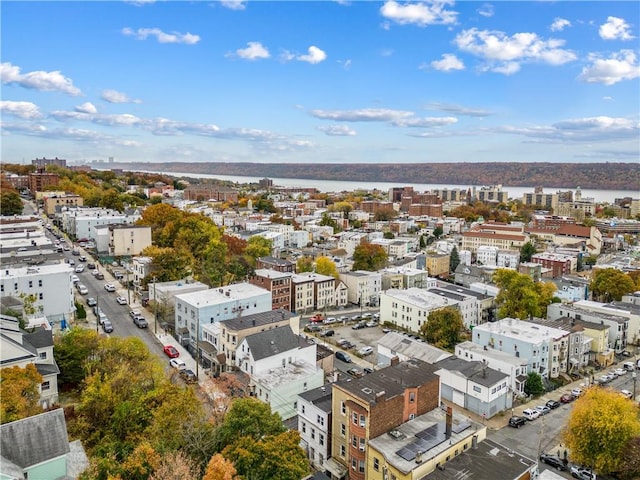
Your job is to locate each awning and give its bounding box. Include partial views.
[324,458,347,478]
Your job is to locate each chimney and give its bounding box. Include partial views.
[445,406,453,438]
[472,435,478,449]
[390,356,400,367]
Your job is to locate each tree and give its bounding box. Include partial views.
[1,191,23,216]
[0,364,43,424]
[591,268,636,302]
[149,451,201,480]
[617,436,640,480]
[523,372,544,397]
[449,246,460,273]
[315,256,339,279]
[352,241,388,271]
[493,269,556,319]
[318,212,340,233]
[383,231,395,239]
[141,245,192,284]
[433,226,444,238]
[564,388,640,475]
[519,241,537,263]
[203,454,238,480]
[420,307,464,351]
[296,256,314,273]
[245,236,272,265]
[54,328,101,389]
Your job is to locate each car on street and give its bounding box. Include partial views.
[86,297,97,307]
[346,368,364,378]
[571,388,583,397]
[338,316,349,322]
[382,327,391,333]
[623,361,635,371]
[337,339,355,349]
[335,351,352,363]
[596,374,613,384]
[546,400,561,410]
[535,405,551,416]
[352,322,366,330]
[116,296,128,305]
[570,466,596,480]
[613,368,627,376]
[560,393,576,403]
[75,265,84,273]
[79,256,86,262]
[363,367,374,374]
[72,249,80,256]
[133,315,148,328]
[620,389,633,399]
[351,315,360,321]
[104,283,116,292]
[163,345,180,358]
[129,310,142,319]
[67,259,75,265]
[87,263,96,269]
[358,346,373,356]
[101,320,113,333]
[320,329,335,337]
[179,369,198,383]
[508,416,526,428]
[71,274,80,284]
[540,453,567,471]
[169,358,187,370]
[76,284,89,295]
[324,317,337,324]
[304,324,321,333]
[94,272,104,280]
[522,408,540,421]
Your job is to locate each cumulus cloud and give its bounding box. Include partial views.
[550,18,571,32]
[220,0,246,10]
[430,53,465,72]
[380,0,458,26]
[101,89,141,104]
[231,41,270,60]
[0,62,82,96]
[310,107,457,130]
[454,28,577,74]
[121,27,200,44]
[0,100,42,119]
[317,124,357,136]
[599,16,635,41]
[427,102,492,117]
[578,49,640,85]
[75,102,97,114]
[392,116,458,127]
[297,46,327,64]
[1,122,143,147]
[477,3,494,18]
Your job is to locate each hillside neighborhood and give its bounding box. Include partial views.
[1,159,640,480]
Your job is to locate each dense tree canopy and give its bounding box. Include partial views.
[493,269,557,319]
[352,241,388,271]
[519,241,537,263]
[564,388,640,475]
[296,256,314,273]
[0,364,43,424]
[420,307,465,351]
[591,268,636,302]
[524,372,544,397]
[315,256,339,279]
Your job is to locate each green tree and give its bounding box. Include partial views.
[373,209,397,221]
[591,268,636,302]
[141,245,192,284]
[315,256,339,279]
[419,307,464,351]
[54,328,101,389]
[564,388,640,475]
[245,236,272,265]
[352,241,388,271]
[493,269,556,319]
[449,246,460,273]
[0,364,43,424]
[0,191,23,215]
[318,212,340,233]
[296,256,314,273]
[383,231,395,239]
[523,372,544,397]
[433,226,444,238]
[519,241,537,263]
[419,235,426,249]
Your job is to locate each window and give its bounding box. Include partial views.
[359,438,365,451]
[473,386,481,393]
[340,445,346,457]
[39,352,47,360]
[317,414,324,426]
[41,381,50,391]
[352,435,357,448]
[351,458,357,471]
[409,392,415,403]
[301,422,306,433]
[319,434,324,446]
[373,457,380,471]
[352,412,358,425]
[39,293,43,300]
[29,281,33,288]
[301,405,305,414]
[341,401,346,415]
[360,414,366,427]
[311,429,315,440]
[341,423,346,436]
[38,280,42,287]
[359,460,365,473]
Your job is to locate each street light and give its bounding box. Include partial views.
[633,371,637,400]
[195,302,200,380]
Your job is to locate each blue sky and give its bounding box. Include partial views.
[1,1,639,165]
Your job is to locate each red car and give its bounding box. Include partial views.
[163,345,180,358]
[560,393,575,403]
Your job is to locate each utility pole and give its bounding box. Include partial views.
[195,302,200,380]
[126,269,130,305]
[153,276,157,335]
[633,371,637,400]
[95,295,99,333]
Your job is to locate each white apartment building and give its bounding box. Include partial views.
[97,224,152,256]
[497,250,520,269]
[59,207,138,240]
[338,270,382,307]
[379,288,453,333]
[459,249,472,266]
[428,288,480,328]
[380,267,435,291]
[476,246,499,267]
[298,386,333,471]
[1,263,74,325]
[291,274,315,314]
[131,256,153,292]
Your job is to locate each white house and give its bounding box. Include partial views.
[297,385,333,471]
[497,250,520,269]
[477,246,499,267]
[377,332,452,366]
[379,288,453,333]
[428,287,480,328]
[237,326,323,420]
[338,270,382,307]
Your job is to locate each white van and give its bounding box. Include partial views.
[522,408,540,421]
[623,361,635,371]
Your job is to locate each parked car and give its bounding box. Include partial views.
[540,453,567,471]
[352,322,367,330]
[79,256,86,262]
[522,408,540,421]
[546,400,561,410]
[320,329,335,337]
[337,339,355,349]
[335,351,352,363]
[508,416,526,428]
[104,283,116,292]
[309,314,324,323]
[613,368,627,376]
[75,265,84,273]
[623,361,636,371]
[363,367,374,374]
[86,297,97,307]
[570,466,596,480]
[101,320,113,333]
[76,284,89,295]
[71,274,80,284]
[560,393,575,403]
[129,310,142,319]
[304,324,321,333]
[346,368,364,378]
[358,346,373,356]
[116,296,127,305]
[324,317,337,324]
[170,358,187,370]
[163,345,180,358]
[365,320,378,328]
[179,369,198,383]
[133,316,148,328]
[94,272,104,280]
[535,405,551,416]
[87,263,96,270]
[350,315,360,321]
[72,249,80,256]
[382,327,392,333]
[571,388,583,397]
[620,389,633,399]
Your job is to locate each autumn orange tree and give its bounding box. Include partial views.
[493,269,557,319]
[202,454,238,480]
[353,241,388,271]
[315,256,340,279]
[0,364,43,424]
[564,387,640,475]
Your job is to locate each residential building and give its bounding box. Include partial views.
[339,271,382,307]
[151,280,210,333]
[291,273,316,314]
[0,315,60,408]
[522,189,559,212]
[453,264,492,288]
[556,187,596,222]
[476,246,499,267]
[527,316,591,373]
[572,319,614,367]
[238,326,323,420]
[435,283,496,325]
[377,332,452,366]
[131,256,154,294]
[249,269,292,311]
[60,207,138,242]
[425,253,450,278]
[531,214,576,228]
[380,267,434,291]
[183,184,238,203]
[427,288,480,328]
[298,385,333,472]
[435,356,512,419]
[380,288,453,334]
[455,341,529,398]
[328,359,441,480]
[295,272,337,310]
[497,250,520,269]
[256,256,296,273]
[530,252,576,278]
[461,223,528,254]
[107,224,152,256]
[32,156,67,168]
[0,409,89,480]
[525,224,602,255]
[29,172,59,193]
[474,185,508,204]
[43,194,83,216]
[472,318,570,379]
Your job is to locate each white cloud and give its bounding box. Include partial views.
[101,89,141,104]
[317,124,357,136]
[578,49,640,85]
[392,116,458,127]
[338,59,352,70]
[599,16,635,41]
[0,100,42,119]
[427,102,492,117]
[311,108,414,122]
[477,3,494,18]
[602,96,613,101]
[454,28,577,74]
[430,53,465,72]
[232,41,270,60]
[220,0,246,10]
[550,18,571,32]
[380,0,458,27]
[75,102,97,114]
[121,27,200,45]
[0,62,82,96]
[297,46,327,64]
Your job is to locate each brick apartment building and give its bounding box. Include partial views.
[249,269,292,311]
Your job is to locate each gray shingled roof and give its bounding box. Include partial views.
[223,308,293,331]
[244,326,300,361]
[435,356,508,388]
[0,409,70,471]
[24,328,54,349]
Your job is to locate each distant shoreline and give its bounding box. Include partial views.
[112,161,640,191]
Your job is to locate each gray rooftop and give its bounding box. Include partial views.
[379,332,452,364]
[244,326,300,361]
[436,283,492,301]
[428,288,469,302]
[435,357,508,388]
[23,328,54,349]
[299,385,333,414]
[222,308,294,331]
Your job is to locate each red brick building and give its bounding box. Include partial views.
[248,268,292,311]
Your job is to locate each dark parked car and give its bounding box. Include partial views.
[304,324,321,333]
[179,369,198,384]
[320,329,335,337]
[335,351,352,363]
[101,320,113,333]
[346,368,363,378]
[546,400,561,409]
[509,416,526,428]
[540,453,567,471]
